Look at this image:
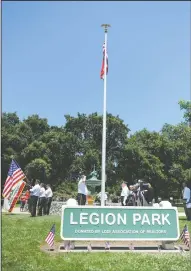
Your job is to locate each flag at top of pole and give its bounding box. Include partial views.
[100,42,108,79]
[100,24,110,207]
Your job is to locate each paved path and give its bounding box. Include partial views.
[2,207,29,214]
[178,212,186,217]
[2,207,186,217]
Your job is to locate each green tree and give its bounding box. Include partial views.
[24,114,49,139]
[179,100,191,126]
[25,158,51,182]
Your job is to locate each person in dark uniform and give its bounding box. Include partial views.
[144,183,154,206]
[38,183,46,216]
[30,180,40,217]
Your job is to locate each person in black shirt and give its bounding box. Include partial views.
[144,183,154,205]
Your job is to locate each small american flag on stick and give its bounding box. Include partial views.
[45,224,55,248]
[2,159,26,198]
[180,225,190,248]
[105,241,110,250]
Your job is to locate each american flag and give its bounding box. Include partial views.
[180,225,190,248]
[100,42,108,79]
[2,160,26,198]
[45,224,55,247]
[105,241,110,250]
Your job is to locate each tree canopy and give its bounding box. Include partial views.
[2,100,191,200]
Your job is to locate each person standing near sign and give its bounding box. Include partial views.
[77,175,87,205]
[38,183,46,216]
[45,184,53,215]
[182,182,191,221]
[30,180,40,217]
[121,182,129,206]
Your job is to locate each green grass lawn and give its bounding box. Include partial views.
[177,207,184,213]
[2,214,191,271]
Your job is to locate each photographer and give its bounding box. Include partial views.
[126,186,136,206]
[136,180,144,206]
[143,183,154,206]
[134,180,154,206]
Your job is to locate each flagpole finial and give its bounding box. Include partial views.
[101,24,111,33]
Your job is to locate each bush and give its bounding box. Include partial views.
[53,180,78,201]
[110,194,120,203]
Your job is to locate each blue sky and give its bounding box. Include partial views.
[2,1,190,134]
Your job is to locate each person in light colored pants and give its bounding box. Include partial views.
[121,182,129,206]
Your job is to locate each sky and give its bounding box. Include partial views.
[2,1,190,134]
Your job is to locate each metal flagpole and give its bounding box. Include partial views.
[101,24,110,206]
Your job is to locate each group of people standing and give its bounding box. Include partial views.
[77,174,154,207]
[121,181,154,207]
[27,180,53,217]
[75,174,191,217]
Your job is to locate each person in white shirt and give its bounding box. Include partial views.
[121,182,129,206]
[30,180,41,217]
[38,183,46,216]
[77,175,87,205]
[45,184,53,215]
[182,182,191,221]
[98,192,108,205]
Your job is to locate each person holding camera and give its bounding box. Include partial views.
[143,183,154,206]
[127,185,136,206]
[136,180,144,206]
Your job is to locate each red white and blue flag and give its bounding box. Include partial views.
[180,225,190,248]
[2,159,26,198]
[100,42,108,79]
[45,224,55,247]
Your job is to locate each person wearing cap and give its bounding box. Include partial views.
[77,175,88,205]
[120,182,129,206]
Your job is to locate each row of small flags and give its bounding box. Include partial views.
[45,224,190,250]
[2,161,190,251]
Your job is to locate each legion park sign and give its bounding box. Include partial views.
[60,206,179,241]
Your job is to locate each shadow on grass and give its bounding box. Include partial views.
[179,217,187,221]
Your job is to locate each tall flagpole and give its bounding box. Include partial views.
[101,24,110,206]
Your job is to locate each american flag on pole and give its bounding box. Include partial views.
[2,160,26,198]
[45,224,55,247]
[180,225,190,248]
[100,42,108,79]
